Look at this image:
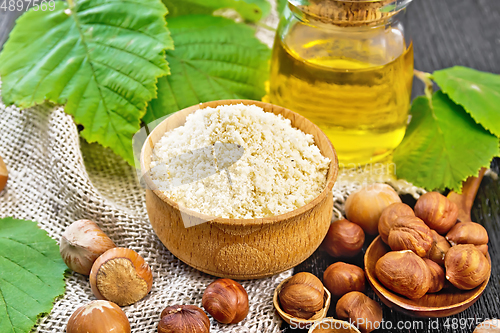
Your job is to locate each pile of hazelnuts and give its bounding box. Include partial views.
[278,183,491,333]
[60,219,249,333]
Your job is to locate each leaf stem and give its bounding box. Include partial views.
[254,21,277,32]
[414,70,434,100]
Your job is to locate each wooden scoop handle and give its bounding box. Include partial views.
[447,168,486,222]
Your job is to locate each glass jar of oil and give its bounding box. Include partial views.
[269,0,414,165]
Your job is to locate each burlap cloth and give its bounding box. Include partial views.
[0,2,425,332]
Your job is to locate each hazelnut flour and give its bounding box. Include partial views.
[150,104,330,219]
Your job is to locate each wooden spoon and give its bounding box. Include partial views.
[365,171,491,318]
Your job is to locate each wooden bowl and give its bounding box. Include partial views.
[308,318,361,333]
[140,100,338,279]
[273,276,331,327]
[365,236,491,318]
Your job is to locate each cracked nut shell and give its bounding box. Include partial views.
[375,250,431,299]
[445,244,490,290]
[158,305,210,333]
[387,216,433,257]
[202,279,249,324]
[278,272,325,319]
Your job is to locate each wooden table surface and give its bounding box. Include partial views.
[1,1,499,332]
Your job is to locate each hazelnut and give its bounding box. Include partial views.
[323,262,365,299]
[60,220,116,275]
[344,183,401,235]
[378,203,414,244]
[423,258,445,293]
[446,221,489,246]
[66,300,130,333]
[445,244,490,290]
[427,230,451,265]
[476,244,489,255]
[336,292,383,333]
[202,279,249,324]
[158,305,210,333]
[0,155,7,192]
[414,192,458,234]
[90,247,153,306]
[375,250,431,299]
[279,272,325,319]
[387,216,433,257]
[322,219,365,258]
[474,319,500,333]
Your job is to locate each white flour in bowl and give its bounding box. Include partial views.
[150,104,330,219]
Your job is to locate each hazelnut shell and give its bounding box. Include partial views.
[322,219,365,258]
[446,221,489,246]
[90,247,153,306]
[202,279,249,324]
[158,305,210,333]
[387,216,433,257]
[378,203,415,244]
[423,258,445,293]
[375,250,431,299]
[323,262,365,299]
[67,300,130,333]
[445,244,490,290]
[345,184,401,235]
[336,292,383,333]
[414,192,458,234]
[0,155,7,192]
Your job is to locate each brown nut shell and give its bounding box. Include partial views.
[67,300,131,333]
[345,184,401,235]
[90,247,153,306]
[445,244,490,290]
[158,305,210,333]
[423,258,445,293]
[336,292,383,333]
[375,250,431,299]
[387,216,433,257]
[202,279,249,324]
[60,219,116,275]
[0,155,7,192]
[323,262,365,299]
[446,221,489,246]
[279,272,324,319]
[322,219,365,258]
[378,203,415,244]
[414,192,458,234]
[427,230,451,265]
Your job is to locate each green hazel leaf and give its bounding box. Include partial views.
[433,66,500,137]
[143,15,270,123]
[162,0,269,22]
[0,217,67,333]
[0,0,172,165]
[277,0,288,15]
[393,91,499,192]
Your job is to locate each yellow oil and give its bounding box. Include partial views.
[268,24,414,165]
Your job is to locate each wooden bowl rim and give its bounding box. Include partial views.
[308,318,362,333]
[273,275,332,325]
[140,99,338,226]
[364,235,491,316]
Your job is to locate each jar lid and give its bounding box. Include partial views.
[289,0,412,26]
